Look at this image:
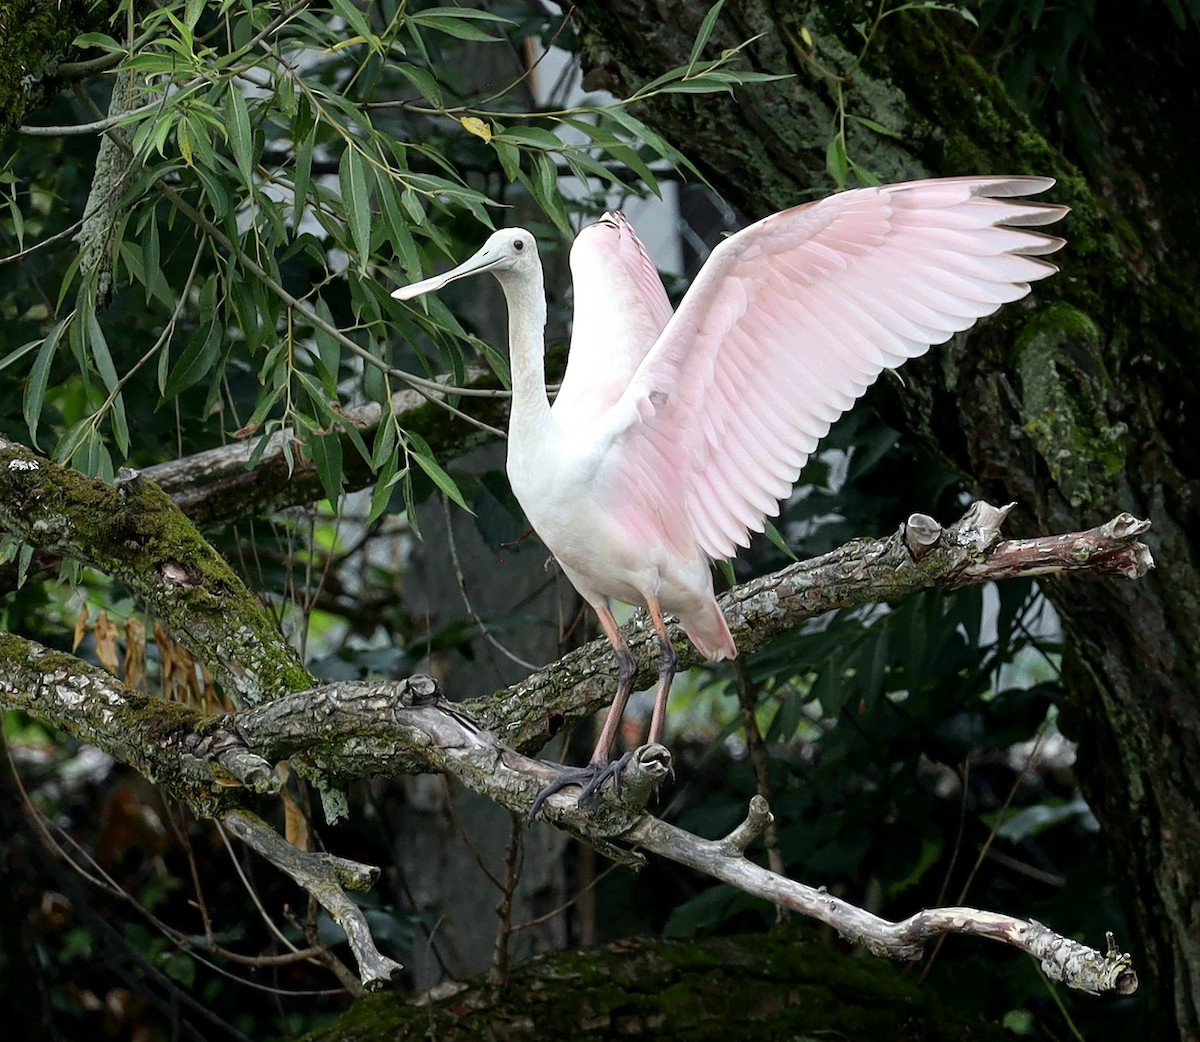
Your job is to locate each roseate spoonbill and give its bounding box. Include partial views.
[392,176,1067,814]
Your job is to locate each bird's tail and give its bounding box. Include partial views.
[683,601,738,662]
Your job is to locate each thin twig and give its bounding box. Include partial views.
[487,814,524,986]
[732,658,787,920]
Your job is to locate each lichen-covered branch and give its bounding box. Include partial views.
[221,810,402,992]
[0,0,122,142]
[473,502,1154,753]
[0,637,1140,993]
[0,503,1152,988]
[625,800,1137,997]
[0,499,1153,770]
[0,437,312,706]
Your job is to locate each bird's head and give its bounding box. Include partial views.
[391,228,539,301]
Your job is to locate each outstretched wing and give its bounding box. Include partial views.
[553,212,675,425]
[599,176,1068,560]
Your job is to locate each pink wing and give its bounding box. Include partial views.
[553,212,675,425]
[600,176,1068,560]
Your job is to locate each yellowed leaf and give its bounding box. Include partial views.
[73,604,90,653]
[326,35,368,53]
[277,763,312,851]
[460,116,492,143]
[123,618,146,690]
[94,611,120,674]
[154,622,177,696]
[800,25,813,47]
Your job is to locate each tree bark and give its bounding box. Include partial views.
[570,2,1200,1037]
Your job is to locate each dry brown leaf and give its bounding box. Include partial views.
[72,604,90,654]
[278,763,312,851]
[94,611,120,674]
[123,618,146,689]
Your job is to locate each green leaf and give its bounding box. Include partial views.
[397,63,443,107]
[528,152,570,236]
[309,431,344,506]
[225,88,255,186]
[406,431,470,511]
[339,146,373,268]
[328,0,378,47]
[370,414,398,469]
[0,339,41,375]
[73,31,124,52]
[494,126,563,150]
[377,169,420,277]
[400,188,425,224]
[687,1,725,70]
[311,299,341,394]
[762,517,797,561]
[408,8,515,42]
[492,138,520,182]
[825,135,849,188]
[163,319,220,398]
[292,120,316,231]
[367,456,401,524]
[24,320,66,447]
[86,310,119,392]
[847,113,902,138]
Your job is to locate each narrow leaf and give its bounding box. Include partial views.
[825,135,849,188]
[24,320,65,447]
[225,88,255,186]
[688,0,725,69]
[407,432,470,511]
[309,432,344,506]
[339,146,372,268]
[397,64,444,107]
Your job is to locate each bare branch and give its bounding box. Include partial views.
[624,809,1137,997]
[222,810,402,992]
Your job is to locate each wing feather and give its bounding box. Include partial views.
[597,176,1067,560]
[554,212,674,425]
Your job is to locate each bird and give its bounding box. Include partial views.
[391,175,1067,815]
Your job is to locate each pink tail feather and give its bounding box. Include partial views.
[683,600,738,662]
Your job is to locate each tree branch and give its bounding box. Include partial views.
[470,502,1155,753]
[0,503,1152,988]
[0,438,312,706]
[221,810,402,993]
[144,365,509,529]
[625,801,1138,997]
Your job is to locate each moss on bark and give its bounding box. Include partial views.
[302,931,1012,1042]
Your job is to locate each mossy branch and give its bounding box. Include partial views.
[0,437,312,706]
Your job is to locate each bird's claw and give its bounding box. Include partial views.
[528,750,636,821]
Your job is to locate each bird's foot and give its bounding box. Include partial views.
[528,750,636,821]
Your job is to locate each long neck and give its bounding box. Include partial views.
[498,267,552,448]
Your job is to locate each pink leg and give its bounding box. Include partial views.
[529,599,674,818]
[589,601,638,764]
[644,597,678,746]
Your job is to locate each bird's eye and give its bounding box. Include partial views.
[513,239,525,252]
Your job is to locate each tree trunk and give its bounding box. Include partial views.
[571,2,1200,1037]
